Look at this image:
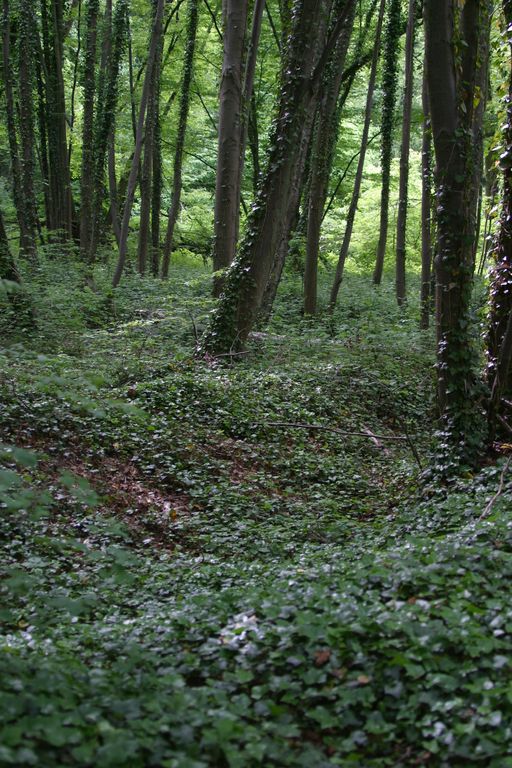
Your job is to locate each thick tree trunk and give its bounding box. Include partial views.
[424,0,482,442]
[202,0,353,353]
[395,0,415,306]
[487,0,512,440]
[303,0,356,315]
[420,70,432,330]
[373,0,400,285]
[112,0,165,287]
[211,0,249,293]
[161,0,199,278]
[329,0,385,310]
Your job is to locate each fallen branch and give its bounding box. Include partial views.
[256,421,409,442]
[478,455,512,523]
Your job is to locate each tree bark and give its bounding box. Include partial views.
[424,0,482,442]
[303,0,356,315]
[18,0,39,261]
[79,0,99,257]
[373,0,400,285]
[211,0,249,293]
[420,69,432,330]
[487,0,512,440]
[395,0,415,306]
[202,0,353,353]
[112,0,165,288]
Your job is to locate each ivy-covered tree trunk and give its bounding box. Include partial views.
[79,0,99,257]
[424,0,482,449]
[0,205,34,324]
[211,0,249,294]
[202,0,353,353]
[420,69,433,330]
[372,0,400,285]
[395,0,415,306]
[40,0,74,239]
[137,0,162,275]
[112,0,164,288]
[18,0,39,261]
[329,0,385,310]
[1,1,23,234]
[303,0,356,315]
[487,0,512,441]
[161,0,199,279]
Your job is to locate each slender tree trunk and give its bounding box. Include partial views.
[211,0,249,293]
[303,0,356,315]
[89,0,128,259]
[424,0,482,444]
[137,0,162,275]
[420,69,432,330]
[1,1,22,225]
[18,0,38,261]
[108,131,121,245]
[0,206,33,324]
[161,0,199,278]
[395,0,415,306]
[373,0,400,285]
[112,0,165,288]
[79,0,99,257]
[329,0,385,310]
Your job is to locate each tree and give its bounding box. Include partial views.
[161,0,199,279]
[202,0,355,353]
[487,0,512,442]
[79,0,100,257]
[420,69,433,330]
[372,0,400,285]
[303,0,357,315]
[424,0,483,450]
[112,0,164,288]
[211,0,250,293]
[394,0,415,307]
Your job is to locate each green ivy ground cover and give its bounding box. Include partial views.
[1,260,511,766]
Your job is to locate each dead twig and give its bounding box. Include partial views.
[478,455,512,523]
[256,421,409,442]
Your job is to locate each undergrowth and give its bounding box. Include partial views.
[1,256,511,767]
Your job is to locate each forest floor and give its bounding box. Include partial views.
[1,257,512,767]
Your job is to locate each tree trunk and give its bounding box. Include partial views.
[90,0,128,260]
[424,0,482,446]
[373,0,400,285]
[202,0,353,353]
[41,0,74,239]
[420,69,432,330]
[486,0,512,441]
[395,0,415,306]
[18,0,38,261]
[79,0,99,257]
[112,0,165,288]
[161,0,199,279]
[303,0,356,315]
[328,0,384,311]
[211,0,249,293]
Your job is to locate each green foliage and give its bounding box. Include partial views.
[2,258,510,766]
